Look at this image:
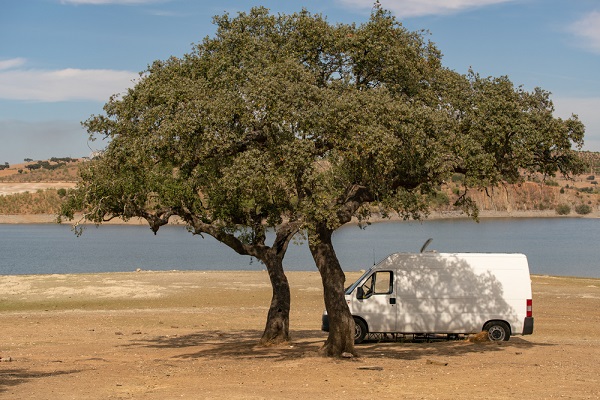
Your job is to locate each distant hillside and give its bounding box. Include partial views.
[438,175,599,215]
[0,158,81,183]
[1,154,599,216]
[0,189,66,215]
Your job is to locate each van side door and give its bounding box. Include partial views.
[352,270,396,333]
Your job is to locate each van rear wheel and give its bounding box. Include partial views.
[354,318,367,344]
[483,321,510,341]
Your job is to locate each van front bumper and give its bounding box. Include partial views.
[523,317,534,335]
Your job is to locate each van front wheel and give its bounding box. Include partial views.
[483,321,510,341]
[354,318,367,344]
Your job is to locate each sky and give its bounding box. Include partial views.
[1,0,600,165]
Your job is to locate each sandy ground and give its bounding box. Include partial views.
[0,182,77,196]
[1,271,599,399]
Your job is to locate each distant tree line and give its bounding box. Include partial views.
[25,160,66,171]
[49,157,78,163]
[21,157,78,171]
[0,162,9,170]
[22,157,77,163]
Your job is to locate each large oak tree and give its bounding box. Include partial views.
[61,5,585,356]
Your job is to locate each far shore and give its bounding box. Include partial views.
[0,208,598,225]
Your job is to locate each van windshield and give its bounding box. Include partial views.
[345,268,373,295]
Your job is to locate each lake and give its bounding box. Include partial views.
[0,218,598,278]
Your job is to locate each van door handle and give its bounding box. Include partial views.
[390,298,396,305]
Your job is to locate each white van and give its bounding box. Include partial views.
[322,252,534,343]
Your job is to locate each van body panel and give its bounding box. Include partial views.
[338,252,533,340]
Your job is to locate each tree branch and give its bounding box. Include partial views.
[336,184,374,225]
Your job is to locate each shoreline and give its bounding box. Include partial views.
[1,269,598,281]
[1,209,598,225]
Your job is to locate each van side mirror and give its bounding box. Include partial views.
[357,287,365,299]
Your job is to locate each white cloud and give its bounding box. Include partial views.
[146,9,184,17]
[337,0,514,17]
[60,0,162,4]
[0,66,138,102]
[0,58,27,71]
[553,96,600,152]
[568,11,600,54]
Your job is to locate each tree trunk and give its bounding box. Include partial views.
[308,225,355,357]
[185,217,295,347]
[259,253,291,345]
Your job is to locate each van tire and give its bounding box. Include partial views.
[354,318,368,344]
[483,321,511,341]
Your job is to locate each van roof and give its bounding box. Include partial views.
[372,252,528,270]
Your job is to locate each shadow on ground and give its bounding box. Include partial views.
[0,368,80,394]
[124,329,552,362]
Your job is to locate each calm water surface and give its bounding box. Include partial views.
[0,218,598,277]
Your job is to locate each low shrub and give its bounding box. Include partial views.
[579,187,596,194]
[555,204,571,215]
[575,204,592,215]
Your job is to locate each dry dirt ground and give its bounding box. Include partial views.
[0,182,77,197]
[1,271,599,399]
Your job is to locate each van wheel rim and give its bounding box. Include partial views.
[488,326,505,341]
[355,325,361,339]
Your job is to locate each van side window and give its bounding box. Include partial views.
[359,271,393,298]
[374,271,393,294]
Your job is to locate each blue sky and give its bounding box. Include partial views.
[1,0,599,164]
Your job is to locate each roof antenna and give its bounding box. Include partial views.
[373,249,376,265]
[420,238,433,253]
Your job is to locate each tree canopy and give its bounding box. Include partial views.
[61,5,585,357]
